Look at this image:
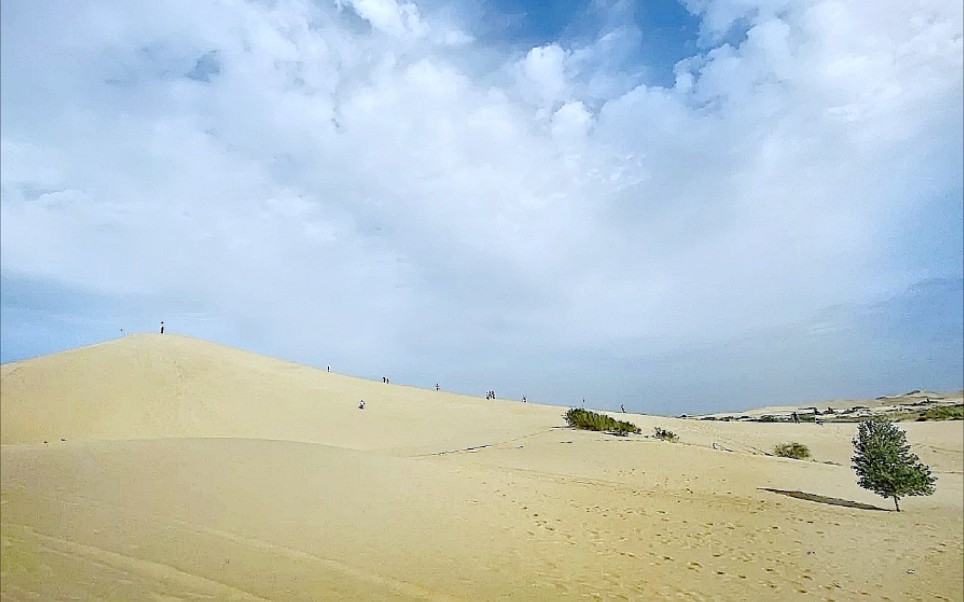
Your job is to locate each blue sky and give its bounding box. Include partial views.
[1,0,962,414]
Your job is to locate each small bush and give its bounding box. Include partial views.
[916,404,964,421]
[564,408,640,436]
[773,442,811,459]
[653,427,679,442]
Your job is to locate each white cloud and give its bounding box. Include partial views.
[551,101,593,148]
[518,43,570,110]
[1,0,961,407]
[340,0,427,38]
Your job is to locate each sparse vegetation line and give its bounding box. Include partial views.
[564,408,640,437]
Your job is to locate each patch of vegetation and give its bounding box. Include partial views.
[653,426,679,442]
[852,417,936,512]
[564,408,640,437]
[915,404,964,421]
[773,442,811,460]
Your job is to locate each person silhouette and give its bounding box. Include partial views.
[160,321,165,334]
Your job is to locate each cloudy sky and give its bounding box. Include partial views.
[2,0,961,414]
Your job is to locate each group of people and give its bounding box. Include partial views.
[360,384,536,409]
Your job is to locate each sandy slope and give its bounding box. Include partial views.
[0,334,556,455]
[2,334,962,600]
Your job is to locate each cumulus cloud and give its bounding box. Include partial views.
[339,0,427,38]
[1,0,961,410]
[518,43,570,109]
[551,101,593,147]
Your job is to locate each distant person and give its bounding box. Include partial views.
[436,383,440,391]
[358,400,365,410]
[160,321,165,334]
[523,396,527,403]
[792,412,800,424]
[620,404,625,413]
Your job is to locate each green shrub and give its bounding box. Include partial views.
[852,417,935,511]
[916,404,964,421]
[564,408,640,436]
[773,442,811,459]
[653,427,679,442]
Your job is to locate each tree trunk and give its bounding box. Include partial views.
[893,496,901,512]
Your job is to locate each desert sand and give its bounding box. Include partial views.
[2,334,961,600]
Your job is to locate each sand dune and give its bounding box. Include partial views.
[0,334,558,455]
[2,334,962,600]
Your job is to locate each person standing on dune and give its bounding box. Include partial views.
[160,321,164,334]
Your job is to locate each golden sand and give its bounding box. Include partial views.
[2,334,961,600]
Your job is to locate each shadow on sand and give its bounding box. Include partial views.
[759,488,889,511]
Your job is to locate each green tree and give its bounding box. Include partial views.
[851,417,936,511]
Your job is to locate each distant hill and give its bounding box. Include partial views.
[0,334,559,454]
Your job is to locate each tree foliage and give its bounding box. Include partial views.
[564,408,640,436]
[851,417,936,511]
